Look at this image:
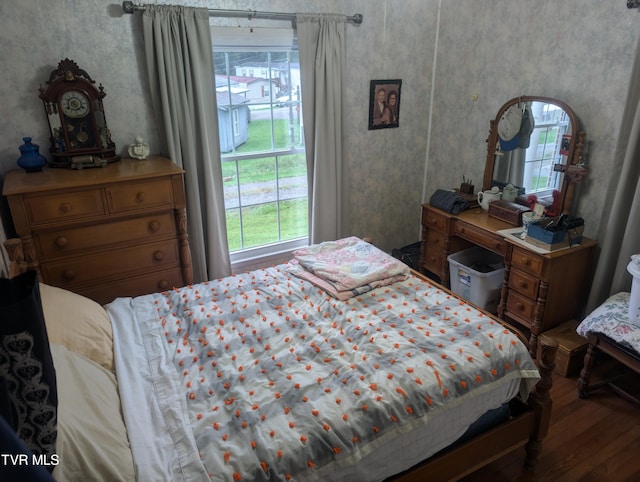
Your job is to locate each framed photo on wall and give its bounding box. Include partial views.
[368,79,402,130]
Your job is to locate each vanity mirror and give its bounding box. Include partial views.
[483,96,587,215]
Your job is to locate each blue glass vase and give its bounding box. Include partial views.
[17,137,47,172]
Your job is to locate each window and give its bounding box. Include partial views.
[522,103,569,195]
[212,27,308,263]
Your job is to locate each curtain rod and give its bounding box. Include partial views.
[121,1,363,24]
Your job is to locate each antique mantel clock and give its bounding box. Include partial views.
[39,59,120,168]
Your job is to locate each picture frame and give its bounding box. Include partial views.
[368,79,402,130]
[560,134,572,156]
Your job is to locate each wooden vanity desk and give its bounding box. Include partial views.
[420,203,597,356]
[2,156,193,304]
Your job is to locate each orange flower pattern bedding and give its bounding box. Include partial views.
[108,265,539,481]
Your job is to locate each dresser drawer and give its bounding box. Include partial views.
[508,268,539,299]
[106,179,175,212]
[40,239,179,288]
[422,208,450,233]
[511,246,544,277]
[506,291,536,323]
[78,268,185,305]
[454,222,506,255]
[36,212,176,258]
[24,189,105,225]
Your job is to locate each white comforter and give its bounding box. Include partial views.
[108,265,539,482]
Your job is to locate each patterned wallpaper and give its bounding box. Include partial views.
[0,0,637,254]
[429,0,639,245]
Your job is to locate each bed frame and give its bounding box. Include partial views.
[4,238,558,482]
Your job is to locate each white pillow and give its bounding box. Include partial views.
[50,344,134,482]
[39,283,114,371]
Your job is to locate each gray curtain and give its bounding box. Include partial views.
[586,36,640,312]
[296,14,350,244]
[142,5,231,282]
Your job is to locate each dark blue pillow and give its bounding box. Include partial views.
[0,270,57,472]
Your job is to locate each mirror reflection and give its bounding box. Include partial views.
[493,101,571,197]
[483,96,584,215]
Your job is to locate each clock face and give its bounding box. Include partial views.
[60,90,90,118]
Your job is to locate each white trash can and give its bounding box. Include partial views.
[628,254,640,326]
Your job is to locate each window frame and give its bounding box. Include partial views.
[211,25,308,267]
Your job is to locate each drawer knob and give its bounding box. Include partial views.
[136,192,147,202]
[522,257,531,265]
[60,202,72,213]
[516,302,525,311]
[55,236,69,248]
[153,250,165,261]
[62,269,75,281]
[157,279,170,290]
[148,220,161,232]
[519,281,528,289]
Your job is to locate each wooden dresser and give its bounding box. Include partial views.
[2,156,193,305]
[420,203,597,356]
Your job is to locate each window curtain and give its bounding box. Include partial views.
[296,14,350,244]
[142,5,231,282]
[586,35,640,312]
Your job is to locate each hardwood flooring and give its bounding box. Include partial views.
[461,366,640,482]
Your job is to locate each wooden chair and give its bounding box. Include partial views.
[577,293,640,407]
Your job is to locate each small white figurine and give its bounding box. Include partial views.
[128,136,149,160]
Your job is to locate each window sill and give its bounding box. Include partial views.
[230,237,308,273]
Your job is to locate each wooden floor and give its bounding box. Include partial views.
[460,366,640,482]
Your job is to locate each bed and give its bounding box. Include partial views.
[1,236,557,482]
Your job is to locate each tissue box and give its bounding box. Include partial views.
[538,320,587,377]
[526,216,584,251]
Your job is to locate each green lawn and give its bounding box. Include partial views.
[221,118,306,183]
[226,199,308,251]
[223,117,308,252]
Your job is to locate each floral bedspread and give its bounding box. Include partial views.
[577,292,640,353]
[109,265,539,482]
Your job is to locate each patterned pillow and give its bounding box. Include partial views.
[0,270,57,470]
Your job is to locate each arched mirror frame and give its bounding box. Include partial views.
[483,95,587,215]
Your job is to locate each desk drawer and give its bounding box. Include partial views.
[511,246,544,277]
[24,189,105,225]
[506,291,535,323]
[107,179,175,212]
[454,222,505,255]
[41,239,179,287]
[508,268,539,299]
[36,212,176,258]
[423,230,446,275]
[422,208,450,233]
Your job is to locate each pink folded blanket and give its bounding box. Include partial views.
[288,237,409,299]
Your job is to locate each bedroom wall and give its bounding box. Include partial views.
[426,0,640,244]
[0,0,435,255]
[0,0,637,258]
